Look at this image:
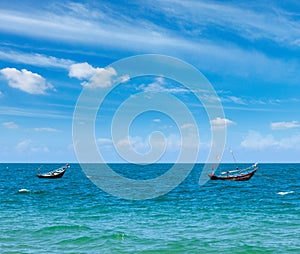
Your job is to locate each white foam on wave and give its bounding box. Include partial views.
[277,191,294,195]
[18,188,31,193]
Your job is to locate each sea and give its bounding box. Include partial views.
[0,163,299,253]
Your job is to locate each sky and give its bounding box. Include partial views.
[1,0,300,163]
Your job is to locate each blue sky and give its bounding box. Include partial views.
[1,0,300,163]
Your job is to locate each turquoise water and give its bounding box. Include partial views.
[1,163,299,253]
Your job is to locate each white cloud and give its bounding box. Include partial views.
[115,132,201,155]
[68,62,95,80]
[0,68,53,94]
[2,1,299,51]
[116,136,152,154]
[279,135,300,149]
[0,49,74,69]
[116,135,178,154]
[97,138,113,150]
[180,123,195,130]
[119,75,130,83]
[15,139,32,153]
[2,121,18,129]
[210,117,236,130]
[241,130,300,150]
[154,0,300,48]
[0,105,71,119]
[69,62,128,89]
[97,138,113,144]
[218,91,300,108]
[82,67,117,88]
[15,139,49,153]
[198,93,221,103]
[138,83,164,93]
[138,77,189,94]
[34,127,61,132]
[224,96,247,105]
[241,131,277,150]
[270,121,300,130]
[0,3,299,84]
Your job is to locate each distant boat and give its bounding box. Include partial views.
[37,164,69,179]
[208,163,258,181]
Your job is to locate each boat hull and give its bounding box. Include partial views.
[209,168,257,181]
[37,169,66,179]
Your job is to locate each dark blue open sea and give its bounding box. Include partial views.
[0,163,299,253]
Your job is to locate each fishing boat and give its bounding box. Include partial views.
[209,163,258,181]
[37,164,69,179]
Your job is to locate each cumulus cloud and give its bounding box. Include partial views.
[210,117,236,130]
[0,68,53,94]
[68,62,95,80]
[2,121,18,129]
[83,67,117,88]
[241,131,277,150]
[270,121,300,130]
[69,62,129,89]
[15,139,49,153]
[241,130,300,150]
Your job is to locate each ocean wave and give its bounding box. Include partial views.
[17,189,44,194]
[18,188,31,193]
[277,191,294,195]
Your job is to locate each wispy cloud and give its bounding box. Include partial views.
[97,138,113,144]
[270,121,300,130]
[97,138,114,150]
[34,127,61,132]
[15,139,32,153]
[115,134,191,154]
[219,92,300,110]
[151,0,300,48]
[222,96,247,105]
[0,3,299,84]
[138,77,190,94]
[0,106,72,119]
[0,68,54,94]
[180,123,195,130]
[2,121,18,129]
[0,49,74,69]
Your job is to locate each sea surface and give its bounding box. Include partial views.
[0,163,299,253]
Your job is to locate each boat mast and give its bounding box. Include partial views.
[230,148,238,170]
